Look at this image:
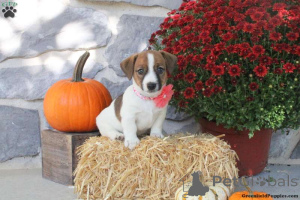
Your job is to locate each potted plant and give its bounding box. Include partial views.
[149,0,299,176]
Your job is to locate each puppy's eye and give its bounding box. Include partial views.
[157,67,165,74]
[137,69,144,75]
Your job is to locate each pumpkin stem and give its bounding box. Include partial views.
[72,51,90,82]
[242,177,254,196]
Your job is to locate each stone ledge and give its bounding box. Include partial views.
[163,117,200,135]
[83,0,182,10]
[268,158,300,165]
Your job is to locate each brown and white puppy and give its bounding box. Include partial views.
[96,50,177,149]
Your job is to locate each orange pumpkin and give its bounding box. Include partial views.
[229,177,273,200]
[44,52,112,132]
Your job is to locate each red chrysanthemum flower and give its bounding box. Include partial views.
[265,23,275,31]
[233,12,245,22]
[251,37,259,43]
[270,32,282,41]
[206,54,216,63]
[176,73,184,80]
[283,44,291,53]
[290,45,299,55]
[283,63,296,73]
[215,42,226,51]
[253,28,263,37]
[184,87,195,99]
[247,53,258,62]
[212,86,222,94]
[253,65,268,77]
[296,46,300,56]
[171,14,181,20]
[193,19,202,26]
[178,100,188,108]
[212,65,225,76]
[247,96,255,101]
[252,45,265,55]
[231,78,238,86]
[296,64,300,74]
[168,32,178,40]
[220,62,230,70]
[286,33,299,41]
[205,77,216,86]
[212,49,222,57]
[202,88,212,97]
[173,91,180,99]
[203,37,212,44]
[181,25,192,35]
[228,65,241,77]
[273,3,287,11]
[256,20,267,28]
[239,49,251,58]
[270,16,282,26]
[218,20,229,30]
[199,31,210,38]
[243,23,255,33]
[250,12,264,21]
[195,81,203,91]
[240,42,251,50]
[183,15,194,22]
[221,32,233,41]
[249,82,259,91]
[274,68,283,75]
[192,35,201,42]
[173,45,182,54]
[204,63,215,70]
[259,56,273,66]
[191,54,203,66]
[185,72,197,83]
[272,43,284,53]
[178,59,187,69]
[226,45,237,53]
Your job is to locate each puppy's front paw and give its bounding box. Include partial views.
[124,137,140,150]
[150,132,164,138]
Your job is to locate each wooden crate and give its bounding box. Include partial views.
[41,129,100,185]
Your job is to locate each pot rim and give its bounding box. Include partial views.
[199,118,273,135]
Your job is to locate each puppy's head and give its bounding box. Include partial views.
[120,50,177,95]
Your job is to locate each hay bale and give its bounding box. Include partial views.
[74,133,238,199]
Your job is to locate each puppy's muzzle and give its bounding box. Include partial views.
[147,82,157,91]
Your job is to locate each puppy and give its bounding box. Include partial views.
[96,50,177,149]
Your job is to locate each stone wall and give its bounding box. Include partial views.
[0,0,299,169]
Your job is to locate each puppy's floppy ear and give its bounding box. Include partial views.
[120,53,138,80]
[159,51,178,74]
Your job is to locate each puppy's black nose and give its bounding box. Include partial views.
[147,82,156,91]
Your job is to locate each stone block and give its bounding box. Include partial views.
[105,15,164,76]
[0,106,40,162]
[0,1,111,62]
[0,51,104,100]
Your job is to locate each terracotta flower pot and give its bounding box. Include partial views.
[199,118,273,176]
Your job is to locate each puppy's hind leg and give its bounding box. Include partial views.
[98,124,124,141]
[109,130,124,141]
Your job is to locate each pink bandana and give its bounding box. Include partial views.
[133,84,174,108]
